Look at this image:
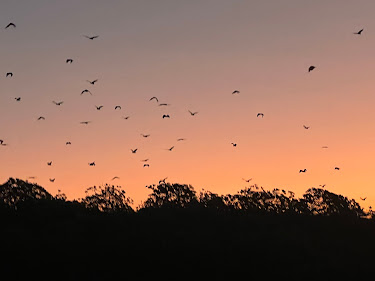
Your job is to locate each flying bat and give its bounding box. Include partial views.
[53,101,64,106]
[354,28,364,35]
[188,110,198,116]
[308,66,316,72]
[84,35,99,40]
[6,72,13,77]
[81,89,92,95]
[149,97,158,102]
[162,114,170,119]
[115,105,121,110]
[5,23,16,29]
[257,113,264,118]
[131,148,138,153]
[299,169,307,173]
[232,90,240,94]
[66,59,73,64]
[88,162,96,166]
[87,79,98,85]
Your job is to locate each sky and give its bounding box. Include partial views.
[1,0,375,207]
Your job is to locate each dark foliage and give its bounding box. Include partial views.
[0,178,374,279]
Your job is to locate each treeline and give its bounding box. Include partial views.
[0,177,370,218]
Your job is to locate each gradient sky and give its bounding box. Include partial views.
[1,0,375,207]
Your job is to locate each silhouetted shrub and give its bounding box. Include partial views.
[141,182,199,209]
[81,184,134,213]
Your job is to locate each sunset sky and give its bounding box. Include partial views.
[1,0,375,207]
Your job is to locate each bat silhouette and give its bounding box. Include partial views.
[242,178,252,182]
[167,146,174,151]
[84,35,99,40]
[112,176,120,181]
[49,178,55,182]
[87,79,98,85]
[6,72,13,77]
[334,167,340,170]
[115,106,121,110]
[257,113,264,118]
[308,66,316,72]
[95,105,103,110]
[360,197,367,201]
[131,148,138,153]
[37,116,45,120]
[81,89,92,95]
[322,146,329,149]
[159,177,168,184]
[188,110,198,116]
[141,134,150,138]
[143,164,150,167]
[303,125,310,129]
[232,90,240,94]
[5,23,16,29]
[47,161,52,166]
[177,138,186,141]
[354,28,364,35]
[159,103,170,106]
[80,121,91,125]
[66,142,71,145]
[88,162,95,166]
[141,159,149,162]
[149,97,158,102]
[231,143,237,147]
[66,59,73,64]
[299,169,307,173]
[15,97,21,101]
[162,114,170,119]
[122,116,130,120]
[53,101,64,106]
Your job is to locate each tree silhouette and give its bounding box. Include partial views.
[81,184,133,213]
[141,182,199,209]
[301,188,364,217]
[0,178,53,210]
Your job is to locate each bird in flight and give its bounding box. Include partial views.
[231,143,237,147]
[177,138,186,141]
[242,178,252,182]
[5,23,16,29]
[303,125,310,129]
[122,116,130,120]
[15,97,21,102]
[37,116,45,121]
[159,103,170,106]
[81,89,92,95]
[149,97,159,102]
[143,164,150,167]
[95,105,103,110]
[167,146,175,151]
[47,161,52,166]
[321,146,329,149]
[162,114,170,119]
[6,72,13,78]
[188,110,198,116]
[88,162,96,166]
[111,176,120,181]
[232,90,240,94]
[84,35,99,40]
[308,66,316,72]
[141,134,150,138]
[66,141,71,145]
[354,28,364,35]
[66,59,73,64]
[257,113,264,118]
[141,159,149,162]
[80,121,91,125]
[87,79,98,85]
[115,105,121,110]
[360,197,367,201]
[49,178,55,182]
[0,140,7,146]
[131,148,138,154]
[299,169,307,173]
[53,101,64,106]
[319,184,326,188]
[334,167,340,170]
